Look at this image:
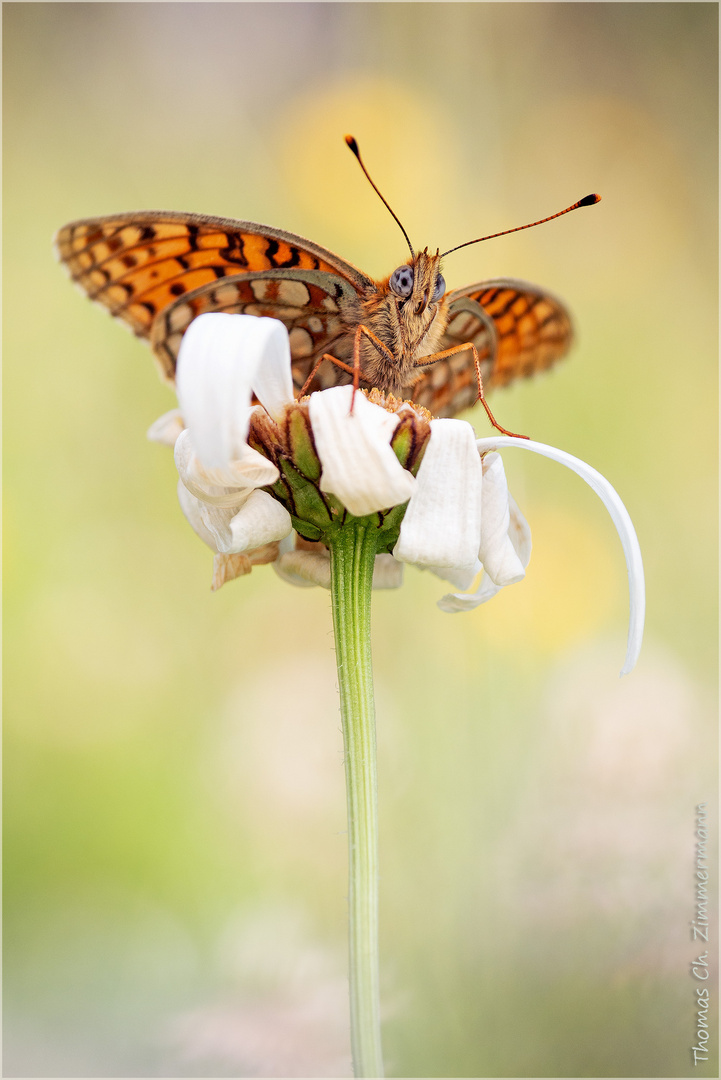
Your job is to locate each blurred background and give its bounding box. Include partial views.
[3,3,717,1077]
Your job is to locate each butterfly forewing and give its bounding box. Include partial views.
[410,279,573,417]
[54,210,371,352]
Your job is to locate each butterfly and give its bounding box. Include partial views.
[55,136,599,426]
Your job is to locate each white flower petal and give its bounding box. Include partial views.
[176,313,293,467]
[507,494,533,568]
[479,453,526,586]
[187,442,279,490]
[212,552,252,591]
[246,541,283,566]
[372,554,405,589]
[309,386,415,517]
[394,418,483,569]
[174,430,246,507]
[199,498,251,550]
[176,479,219,551]
[424,560,482,590]
[437,496,531,612]
[174,429,277,506]
[274,548,331,589]
[147,409,185,447]
[277,532,296,557]
[213,488,292,555]
[176,314,253,466]
[242,317,295,421]
[436,578,497,613]
[476,436,645,676]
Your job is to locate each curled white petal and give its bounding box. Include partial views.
[239,316,295,420]
[174,431,248,508]
[476,436,645,676]
[479,453,526,586]
[394,418,483,570]
[147,409,185,447]
[174,429,278,506]
[425,560,482,591]
[438,496,531,612]
[274,548,331,589]
[372,554,404,589]
[187,442,279,490]
[199,498,251,550]
[213,488,292,555]
[176,480,219,551]
[176,314,254,466]
[277,532,296,557]
[212,552,252,591]
[507,494,533,568]
[309,386,415,516]
[176,314,293,467]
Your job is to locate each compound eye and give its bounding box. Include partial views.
[432,273,446,302]
[389,265,414,297]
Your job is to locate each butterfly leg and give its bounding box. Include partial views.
[298,325,394,411]
[414,343,529,438]
[298,354,356,398]
[351,324,395,412]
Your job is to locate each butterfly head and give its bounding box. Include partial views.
[388,248,446,316]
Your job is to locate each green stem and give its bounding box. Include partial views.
[329,521,384,1079]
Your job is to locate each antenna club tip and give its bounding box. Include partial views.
[344,134,360,156]
[580,193,602,206]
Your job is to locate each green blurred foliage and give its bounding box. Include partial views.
[4,3,717,1077]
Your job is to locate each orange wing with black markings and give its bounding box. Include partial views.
[410,278,573,418]
[54,211,372,383]
[56,213,576,420]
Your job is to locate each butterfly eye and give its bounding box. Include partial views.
[389,265,414,297]
[432,273,446,302]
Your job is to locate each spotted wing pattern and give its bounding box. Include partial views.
[150,269,361,390]
[54,211,372,383]
[411,279,573,418]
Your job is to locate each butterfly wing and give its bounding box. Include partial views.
[410,279,573,418]
[54,211,372,383]
[149,268,362,392]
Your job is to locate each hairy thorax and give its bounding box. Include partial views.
[353,251,450,396]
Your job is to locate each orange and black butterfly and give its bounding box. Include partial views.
[55,136,599,427]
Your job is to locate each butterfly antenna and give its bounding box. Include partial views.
[441,194,601,258]
[345,135,415,258]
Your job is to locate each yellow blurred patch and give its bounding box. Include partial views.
[271,75,461,272]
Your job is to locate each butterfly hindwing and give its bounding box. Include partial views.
[150,268,362,389]
[54,211,372,355]
[410,278,573,417]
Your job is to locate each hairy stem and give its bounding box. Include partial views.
[329,522,384,1078]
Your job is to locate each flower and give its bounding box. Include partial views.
[148,313,645,674]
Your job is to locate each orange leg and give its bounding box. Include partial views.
[414,342,529,439]
[350,324,395,412]
[298,353,356,398]
[298,324,393,412]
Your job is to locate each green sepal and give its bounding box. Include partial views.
[390,418,413,468]
[279,458,333,529]
[287,408,321,481]
[409,435,429,477]
[379,499,409,537]
[290,517,323,541]
[268,475,290,500]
